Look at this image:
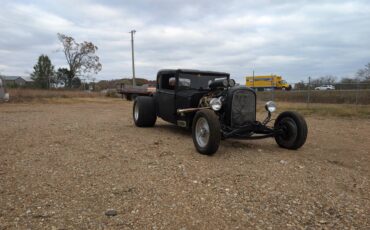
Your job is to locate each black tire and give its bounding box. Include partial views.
[133,96,157,127]
[274,111,308,150]
[192,110,221,155]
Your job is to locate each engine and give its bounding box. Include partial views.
[198,89,225,108]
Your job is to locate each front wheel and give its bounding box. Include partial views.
[192,110,221,155]
[274,111,307,150]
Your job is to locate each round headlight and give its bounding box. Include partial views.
[265,101,277,113]
[229,79,236,87]
[210,97,222,111]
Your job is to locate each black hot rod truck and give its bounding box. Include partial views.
[133,69,307,155]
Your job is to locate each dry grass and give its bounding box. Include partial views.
[25,97,124,104]
[5,89,370,118]
[7,88,104,103]
[257,101,370,119]
[257,90,370,105]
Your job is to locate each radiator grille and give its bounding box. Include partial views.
[231,90,256,127]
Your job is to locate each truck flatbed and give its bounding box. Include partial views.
[117,83,156,100]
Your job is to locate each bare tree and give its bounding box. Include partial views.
[294,80,307,90]
[357,63,370,82]
[310,75,337,87]
[57,33,102,88]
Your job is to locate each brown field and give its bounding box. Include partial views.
[0,98,369,229]
[6,88,370,105]
[258,90,370,105]
[6,89,104,103]
[269,102,370,119]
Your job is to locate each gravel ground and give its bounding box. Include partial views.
[0,99,369,229]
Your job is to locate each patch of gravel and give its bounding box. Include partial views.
[0,99,369,229]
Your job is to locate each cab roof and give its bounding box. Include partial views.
[158,69,230,77]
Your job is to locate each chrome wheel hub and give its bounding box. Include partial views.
[134,103,139,121]
[195,117,210,148]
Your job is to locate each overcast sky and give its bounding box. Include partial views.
[1,0,369,83]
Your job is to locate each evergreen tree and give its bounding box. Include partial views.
[31,55,55,89]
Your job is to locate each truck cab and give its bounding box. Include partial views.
[278,79,290,89]
[154,69,230,126]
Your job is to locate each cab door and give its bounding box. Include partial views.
[155,72,177,123]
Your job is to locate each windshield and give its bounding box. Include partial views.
[178,73,228,90]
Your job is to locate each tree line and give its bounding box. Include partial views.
[31,33,102,89]
[294,63,370,90]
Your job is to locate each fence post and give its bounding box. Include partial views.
[271,75,274,101]
[307,76,311,107]
[355,78,359,105]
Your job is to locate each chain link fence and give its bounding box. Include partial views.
[256,79,370,105]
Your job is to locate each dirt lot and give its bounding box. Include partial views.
[0,99,369,229]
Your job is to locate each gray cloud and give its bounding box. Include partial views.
[0,0,369,83]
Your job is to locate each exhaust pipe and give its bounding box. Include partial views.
[177,107,210,114]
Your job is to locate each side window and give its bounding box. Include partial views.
[178,78,191,89]
[160,73,176,90]
[0,79,2,87]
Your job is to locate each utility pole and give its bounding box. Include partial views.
[307,76,311,107]
[252,70,255,89]
[80,78,85,90]
[130,30,136,87]
[271,74,274,101]
[355,77,359,105]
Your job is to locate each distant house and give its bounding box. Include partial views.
[23,77,34,86]
[2,76,27,87]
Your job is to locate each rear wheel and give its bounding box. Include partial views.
[274,111,307,150]
[133,96,157,127]
[192,110,221,155]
